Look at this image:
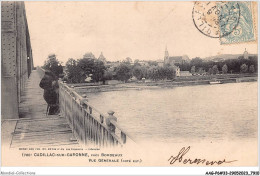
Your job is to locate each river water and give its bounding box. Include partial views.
[86,82,258,143]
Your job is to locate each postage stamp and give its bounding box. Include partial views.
[193,1,256,44]
[192,2,240,38]
[219,1,256,44]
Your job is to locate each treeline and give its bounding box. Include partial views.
[64,58,176,83]
[175,56,258,75]
[42,54,177,83]
[42,53,258,84]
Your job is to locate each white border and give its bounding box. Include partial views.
[1,0,259,175]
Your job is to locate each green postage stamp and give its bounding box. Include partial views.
[219,1,256,44]
[192,1,256,44]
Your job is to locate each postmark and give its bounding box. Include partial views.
[192,1,240,38]
[220,2,256,44]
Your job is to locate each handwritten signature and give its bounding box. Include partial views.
[168,146,237,165]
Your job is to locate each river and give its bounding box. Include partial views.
[85,82,258,143]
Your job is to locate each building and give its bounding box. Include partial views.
[180,71,192,77]
[164,47,190,65]
[174,66,181,77]
[138,60,150,66]
[157,62,164,67]
[83,52,95,59]
[244,48,249,59]
[156,60,164,67]
[98,52,107,65]
[106,61,120,68]
[163,47,189,77]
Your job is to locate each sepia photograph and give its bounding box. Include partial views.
[1,1,259,175]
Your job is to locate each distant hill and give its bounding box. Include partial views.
[203,54,257,62]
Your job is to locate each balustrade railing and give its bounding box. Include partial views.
[58,80,135,147]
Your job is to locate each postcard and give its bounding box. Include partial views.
[1,1,259,175]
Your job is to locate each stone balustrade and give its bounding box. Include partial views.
[58,80,135,147]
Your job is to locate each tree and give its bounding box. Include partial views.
[198,67,205,75]
[249,65,255,73]
[78,57,95,80]
[191,66,196,74]
[132,66,144,80]
[92,60,106,82]
[208,68,213,75]
[158,67,167,80]
[190,57,203,67]
[240,64,248,73]
[222,64,228,74]
[176,62,190,71]
[65,58,82,83]
[147,66,160,80]
[134,59,140,64]
[133,59,141,67]
[115,63,132,82]
[42,54,63,77]
[76,55,106,83]
[103,70,113,81]
[163,66,175,80]
[212,65,219,75]
[148,61,158,67]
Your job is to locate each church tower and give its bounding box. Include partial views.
[243,48,249,59]
[164,46,169,65]
[98,52,107,64]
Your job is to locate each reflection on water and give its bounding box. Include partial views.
[85,82,258,143]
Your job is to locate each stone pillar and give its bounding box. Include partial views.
[105,111,117,132]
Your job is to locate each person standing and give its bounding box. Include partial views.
[39,70,59,115]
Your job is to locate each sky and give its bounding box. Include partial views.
[24,1,258,66]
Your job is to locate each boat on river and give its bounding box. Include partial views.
[209,80,222,84]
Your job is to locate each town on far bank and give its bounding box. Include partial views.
[41,47,257,91]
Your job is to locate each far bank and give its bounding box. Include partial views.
[70,74,258,94]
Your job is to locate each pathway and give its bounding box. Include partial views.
[7,70,79,148]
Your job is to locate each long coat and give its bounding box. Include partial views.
[39,71,59,105]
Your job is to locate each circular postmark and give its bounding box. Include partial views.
[192,2,240,38]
